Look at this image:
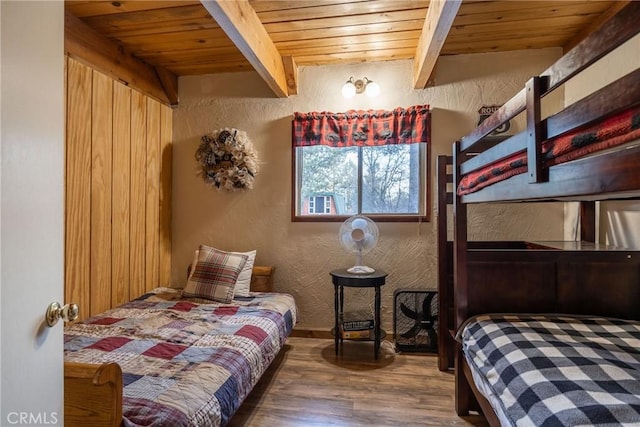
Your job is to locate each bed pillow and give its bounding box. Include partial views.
[233,249,256,297]
[183,246,248,303]
[188,247,256,297]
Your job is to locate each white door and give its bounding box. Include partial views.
[1,1,65,425]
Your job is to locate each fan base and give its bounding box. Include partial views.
[347,265,375,274]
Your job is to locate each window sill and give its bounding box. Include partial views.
[291,214,430,223]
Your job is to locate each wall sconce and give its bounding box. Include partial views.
[341,77,381,98]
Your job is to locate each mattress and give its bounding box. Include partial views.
[460,314,640,426]
[64,288,297,427]
[458,105,640,195]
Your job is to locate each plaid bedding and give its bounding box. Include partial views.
[458,105,640,195]
[460,314,640,426]
[64,288,297,427]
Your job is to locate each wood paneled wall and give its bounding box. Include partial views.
[65,57,172,321]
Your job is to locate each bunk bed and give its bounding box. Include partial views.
[64,265,297,427]
[436,155,603,373]
[446,3,640,426]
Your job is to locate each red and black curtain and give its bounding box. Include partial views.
[292,105,431,147]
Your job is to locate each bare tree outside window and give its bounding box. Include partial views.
[297,143,425,218]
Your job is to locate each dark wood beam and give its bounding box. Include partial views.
[64,11,178,107]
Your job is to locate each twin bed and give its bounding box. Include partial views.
[440,3,640,426]
[64,266,297,427]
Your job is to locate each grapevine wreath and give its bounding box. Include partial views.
[195,128,259,191]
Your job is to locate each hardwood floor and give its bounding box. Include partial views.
[229,337,489,427]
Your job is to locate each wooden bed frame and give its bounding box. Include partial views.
[63,266,276,427]
[438,155,601,372]
[447,3,640,425]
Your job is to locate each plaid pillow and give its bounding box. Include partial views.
[187,247,256,297]
[183,246,248,303]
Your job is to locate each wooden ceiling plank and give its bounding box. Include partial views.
[451,13,605,35]
[278,38,421,57]
[201,0,289,97]
[83,5,218,38]
[168,46,416,70]
[128,34,238,58]
[91,20,220,39]
[132,30,421,62]
[124,28,232,50]
[249,0,372,13]
[65,1,201,18]
[563,1,631,52]
[276,31,422,51]
[64,11,176,107]
[84,4,209,27]
[263,8,428,33]
[294,48,416,66]
[455,1,610,20]
[413,0,462,88]
[443,35,571,55]
[269,20,425,43]
[442,35,587,55]
[254,0,429,24]
[168,61,254,75]
[137,46,246,63]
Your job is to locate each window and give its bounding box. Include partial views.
[307,195,333,214]
[292,106,430,221]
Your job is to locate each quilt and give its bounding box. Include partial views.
[458,105,640,195]
[460,314,640,426]
[64,288,297,427]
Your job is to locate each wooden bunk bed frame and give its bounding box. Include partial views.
[437,155,600,372]
[63,266,276,427]
[446,3,640,425]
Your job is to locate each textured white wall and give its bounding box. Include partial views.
[563,34,640,249]
[172,48,565,331]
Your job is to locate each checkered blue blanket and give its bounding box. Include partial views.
[460,314,640,426]
[64,288,297,427]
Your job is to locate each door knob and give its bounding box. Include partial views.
[46,302,79,327]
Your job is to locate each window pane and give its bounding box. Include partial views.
[300,145,357,215]
[362,144,420,214]
[296,143,425,218]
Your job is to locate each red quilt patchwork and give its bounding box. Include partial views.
[64,288,297,427]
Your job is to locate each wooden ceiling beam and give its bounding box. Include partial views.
[201,0,289,97]
[413,0,462,88]
[282,56,298,96]
[64,11,178,107]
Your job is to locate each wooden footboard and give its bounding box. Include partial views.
[64,362,123,427]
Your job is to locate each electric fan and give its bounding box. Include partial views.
[339,215,379,274]
[393,289,438,352]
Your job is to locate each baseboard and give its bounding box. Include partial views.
[290,328,395,340]
[290,329,333,339]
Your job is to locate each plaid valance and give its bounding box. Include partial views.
[292,105,430,147]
